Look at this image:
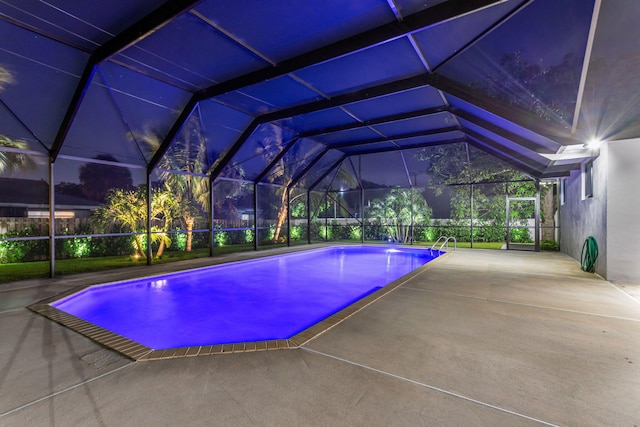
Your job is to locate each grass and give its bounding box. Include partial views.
[0,244,269,283]
[329,239,505,250]
[0,240,507,284]
[0,262,51,283]
[0,248,207,283]
[457,241,504,249]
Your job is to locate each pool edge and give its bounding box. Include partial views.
[28,247,451,361]
[288,248,450,347]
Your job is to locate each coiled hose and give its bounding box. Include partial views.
[580,236,598,273]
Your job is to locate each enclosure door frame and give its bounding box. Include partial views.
[506,195,540,252]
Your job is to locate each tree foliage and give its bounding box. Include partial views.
[366,187,432,243]
[92,187,180,258]
[419,143,527,188]
[92,187,148,257]
[417,143,537,229]
[251,123,300,242]
[0,67,36,176]
[469,50,582,125]
[0,65,13,92]
[136,113,250,250]
[251,124,356,242]
[78,154,134,202]
[0,135,36,175]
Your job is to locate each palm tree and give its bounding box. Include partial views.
[152,188,179,257]
[92,187,148,258]
[256,124,357,243]
[0,66,13,92]
[0,67,36,175]
[367,187,432,243]
[92,187,173,259]
[137,113,246,251]
[135,117,210,251]
[0,135,36,175]
[253,124,291,242]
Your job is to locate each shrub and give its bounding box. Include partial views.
[245,229,254,244]
[290,226,302,240]
[472,225,505,243]
[174,231,187,251]
[87,234,135,257]
[329,221,350,240]
[214,230,228,246]
[419,226,438,242]
[509,227,533,243]
[363,219,387,241]
[541,240,559,251]
[349,225,362,241]
[64,237,91,258]
[310,221,332,241]
[190,231,210,249]
[0,226,49,263]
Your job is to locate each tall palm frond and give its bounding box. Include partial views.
[0,135,36,175]
[366,187,432,243]
[92,187,148,257]
[256,125,358,241]
[0,66,13,92]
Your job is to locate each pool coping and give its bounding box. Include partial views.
[28,246,450,361]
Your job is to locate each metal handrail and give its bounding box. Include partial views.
[441,236,457,251]
[431,236,457,253]
[431,236,448,251]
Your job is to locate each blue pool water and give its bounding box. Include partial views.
[53,246,439,349]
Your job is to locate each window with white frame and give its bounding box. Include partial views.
[582,160,594,199]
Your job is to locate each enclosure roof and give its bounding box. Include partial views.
[1,0,638,181]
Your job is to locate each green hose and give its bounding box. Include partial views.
[580,236,598,273]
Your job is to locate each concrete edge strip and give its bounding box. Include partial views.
[301,347,559,427]
[289,251,450,347]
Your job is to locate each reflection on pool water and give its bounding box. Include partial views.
[52,245,440,349]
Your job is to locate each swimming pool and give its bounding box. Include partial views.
[32,245,442,360]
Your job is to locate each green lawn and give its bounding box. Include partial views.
[0,261,51,282]
[0,249,206,283]
[332,240,505,250]
[0,241,505,284]
[0,244,270,283]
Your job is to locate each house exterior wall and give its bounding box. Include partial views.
[606,138,640,282]
[560,144,607,278]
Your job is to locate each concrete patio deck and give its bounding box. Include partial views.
[1,247,639,426]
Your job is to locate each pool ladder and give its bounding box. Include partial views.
[431,236,457,254]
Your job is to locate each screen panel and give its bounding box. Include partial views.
[0,20,87,151]
[194,0,395,63]
[438,0,594,127]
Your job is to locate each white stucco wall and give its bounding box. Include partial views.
[606,138,640,282]
[560,144,607,278]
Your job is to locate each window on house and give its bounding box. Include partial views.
[560,178,567,205]
[583,160,594,199]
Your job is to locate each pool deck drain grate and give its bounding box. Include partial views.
[28,250,448,361]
